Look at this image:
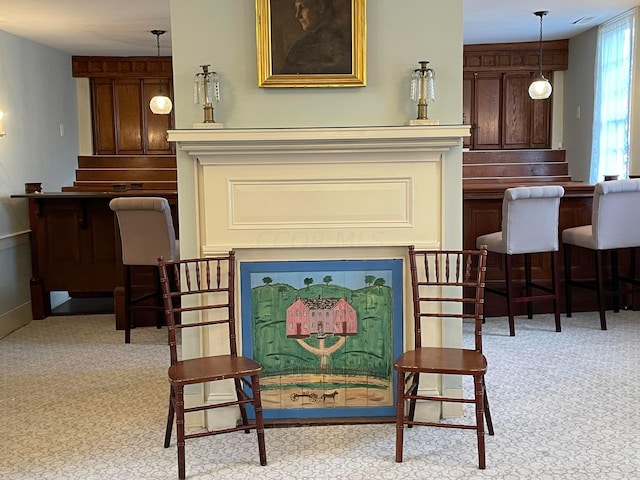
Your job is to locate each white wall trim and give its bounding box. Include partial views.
[0,302,32,339]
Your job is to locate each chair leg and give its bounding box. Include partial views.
[473,375,486,470]
[164,388,175,448]
[504,255,516,336]
[154,267,163,329]
[124,265,133,344]
[595,251,607,330]
[564,244,573,318]
[524,254,533,319]
[482,376,494,436]
[395,369,406,463]
[251,374,268,467]
[406,373,420,425]
[174,386,186,480]
[235,377,251,434]
[551,250,562,332]
[611,249,620,313]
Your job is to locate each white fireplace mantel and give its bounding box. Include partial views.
[169,125,468,253]
[169,125,468,427]
[168,125,470,161]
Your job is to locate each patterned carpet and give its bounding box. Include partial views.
[1,311,638,480]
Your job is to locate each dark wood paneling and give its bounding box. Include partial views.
[144,78,173,153]
[502,72,531,148]
[473,73,502,149]
[463,40,569,73]
[72,57,173,78]
[116,80,144,153]
[464,150,566,164]
[92,80,116,154]
[83,57,174,155]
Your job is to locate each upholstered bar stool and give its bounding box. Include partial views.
[109,197,179,343]
[562,179,640,330]
[476,185,565,336]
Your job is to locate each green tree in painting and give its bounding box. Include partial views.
[262,276,273,286]
[323,275,333,285]
[364,275,376,287]
[304,277,313,288]
[374,277,386,290]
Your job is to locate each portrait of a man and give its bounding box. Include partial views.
[277,0,352,75]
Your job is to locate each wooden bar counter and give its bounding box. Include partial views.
[12,191,178,329]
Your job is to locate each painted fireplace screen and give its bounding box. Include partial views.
[241,259,403,420]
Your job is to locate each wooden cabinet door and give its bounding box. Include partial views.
[502,72,532,149]
[472,73,502,150]
[143,78,174,154]
[116,80,144,154]
[531,71,552,148]
[92,79,117,154]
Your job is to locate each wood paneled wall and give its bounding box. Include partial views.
[72,56,174,155]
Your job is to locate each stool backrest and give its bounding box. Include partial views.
[593,179,640,249]
[502,185,565,254]
[109,197,177,266]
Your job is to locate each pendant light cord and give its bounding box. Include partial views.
[538,14,543,76]
[151,30,166,95]
[534,11,548,77]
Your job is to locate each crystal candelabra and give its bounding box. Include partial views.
[193,64,221,126]
[409,60,438,125]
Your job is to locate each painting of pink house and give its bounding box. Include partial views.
[286,298,358,339]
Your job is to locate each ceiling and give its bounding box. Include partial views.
[0,0,638,56]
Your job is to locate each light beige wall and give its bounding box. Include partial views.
[564,27,598,182]
[169,0,465,258]
[0,29,79,335]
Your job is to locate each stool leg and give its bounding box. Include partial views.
[563,244,573,318]
[551,250,561,332]
[124,265,132,344]
[524,253,533,319]
[611,249,620,313]
[595,251,607,330]
[505,255,516,336]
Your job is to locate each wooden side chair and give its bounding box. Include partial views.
[158,252,267,480]
[562,178,640,329]
[109,197,179,343]
[476,185,564,336]
[395,245,493,469]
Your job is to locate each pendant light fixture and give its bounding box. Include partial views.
[528,11,553,100]
[149,29,173,115]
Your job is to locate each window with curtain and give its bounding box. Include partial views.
[590,9,636,184]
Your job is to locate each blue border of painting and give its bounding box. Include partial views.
[240,259,403,420]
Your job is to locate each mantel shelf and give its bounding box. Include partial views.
[168,125,471,160]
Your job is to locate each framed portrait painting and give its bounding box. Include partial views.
[256,0,366,88]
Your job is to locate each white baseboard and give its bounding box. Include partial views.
[0,302,32,339]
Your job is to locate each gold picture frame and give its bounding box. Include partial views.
[256,0,366,88]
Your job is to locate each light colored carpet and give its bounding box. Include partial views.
[1,311,638,479]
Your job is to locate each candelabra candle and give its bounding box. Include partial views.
[410,61,436,121]
[194,65,220,123]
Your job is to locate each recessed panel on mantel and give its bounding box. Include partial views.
[199,162,441,251]
[230,179,410,227]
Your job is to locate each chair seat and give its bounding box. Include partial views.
[562,225,597,249]
[394,347,487,375]
[476,231,506,253]
[169,355,262,386]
